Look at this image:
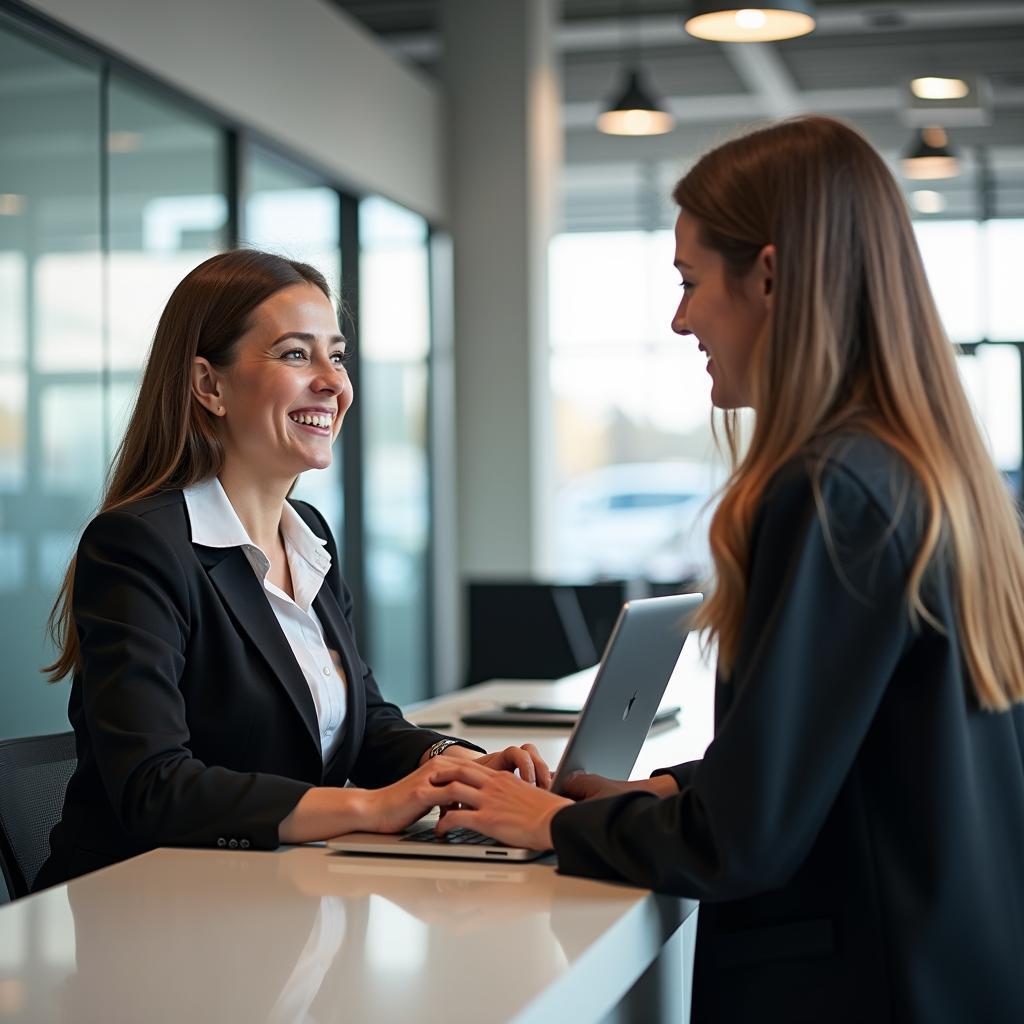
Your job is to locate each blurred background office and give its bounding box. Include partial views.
[2,0,1023,740]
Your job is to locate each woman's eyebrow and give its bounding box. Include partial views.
[673,259,693,270]
[270,331,347,347]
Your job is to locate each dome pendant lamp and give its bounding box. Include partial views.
[901,126,959,181]
[685,2,816,43]
[597,68,675,136]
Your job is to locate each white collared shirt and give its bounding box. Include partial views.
[183,476,347,763]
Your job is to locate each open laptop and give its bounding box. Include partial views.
[328,592,702,862]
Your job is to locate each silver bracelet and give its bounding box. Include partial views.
[427,737,462,759]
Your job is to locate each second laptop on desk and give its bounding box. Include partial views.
[459,702,680,728]
[328,591,702,862]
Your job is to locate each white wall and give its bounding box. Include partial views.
[26,0,447,223]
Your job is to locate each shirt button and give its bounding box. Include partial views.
[322,665,331,676]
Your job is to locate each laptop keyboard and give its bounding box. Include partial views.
[401,826,501,846]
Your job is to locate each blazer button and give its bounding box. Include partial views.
[217,838,226,847]
[228,839,239,849]
[240,839,250,849]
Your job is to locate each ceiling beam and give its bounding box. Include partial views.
[720,42,803,119]
[380,2,1024,62]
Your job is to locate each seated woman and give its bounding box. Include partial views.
[35,250,549,889]
[428,117,1024,1022]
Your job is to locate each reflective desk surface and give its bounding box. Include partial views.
[0,642,714,1024]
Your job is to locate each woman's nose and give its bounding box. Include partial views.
[312,357,345,392]
[672,303,691,336]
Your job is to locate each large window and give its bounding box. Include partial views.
[359,198,432,704]
[547,218,1024,584]
[548,230,724,584]
[917,219,1024,491]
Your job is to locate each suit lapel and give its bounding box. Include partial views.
[199,545,322,755]
[313,582,365,779]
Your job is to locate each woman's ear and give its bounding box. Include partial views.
[191,357,226,416]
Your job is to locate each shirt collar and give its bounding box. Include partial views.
[182,477,332,609]
[183,476,251,549]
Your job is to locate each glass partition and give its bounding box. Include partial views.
[107,75,227,453]
[0,20,104,734]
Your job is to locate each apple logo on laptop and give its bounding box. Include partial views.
[622,692,637,721]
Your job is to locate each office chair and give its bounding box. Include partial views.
[0,731,76,901]
[464,579,629,687]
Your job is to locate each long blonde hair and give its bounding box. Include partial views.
[44,250,331,682]
[676,116,1024,711]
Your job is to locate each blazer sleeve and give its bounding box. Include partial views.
[74,510,312,850]
[551,460,914,898]
[299,503,484,789]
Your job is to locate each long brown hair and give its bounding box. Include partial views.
[676,115,1024,711]
[45,249,331,682]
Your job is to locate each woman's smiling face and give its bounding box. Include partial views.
[671,210,773,410]
[197,282,353,485]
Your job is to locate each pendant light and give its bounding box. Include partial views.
[597,1,675,137]
[684,2,816,42]
[597,69,675,136]
[902,126,959,181]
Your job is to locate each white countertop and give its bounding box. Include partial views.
[0,642,714,1023]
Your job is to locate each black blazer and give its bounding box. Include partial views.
[552,435,1024,1023]
[36,490,466,889]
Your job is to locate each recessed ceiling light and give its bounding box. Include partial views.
[684,2,816,42]
[911,77,969,101]
[911,190,946,214]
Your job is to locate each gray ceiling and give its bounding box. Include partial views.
[332,1,1024,228]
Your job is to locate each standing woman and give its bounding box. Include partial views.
[429,117,1024,1022]
[35,250,549,890]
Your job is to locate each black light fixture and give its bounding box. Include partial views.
[597,68,675,136]
[902,126,959,181]
[597,0,675,137]
[684,2,816,42]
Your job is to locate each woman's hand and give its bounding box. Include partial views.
[559,771,680,802]
[423,741,553,788]
[360,760,456,834]
[428,761,572,850]
[473,744,553,789]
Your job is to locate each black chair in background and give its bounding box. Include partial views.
[464,580,631,687]
[0,731,76,902]
[646,577,701,599]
